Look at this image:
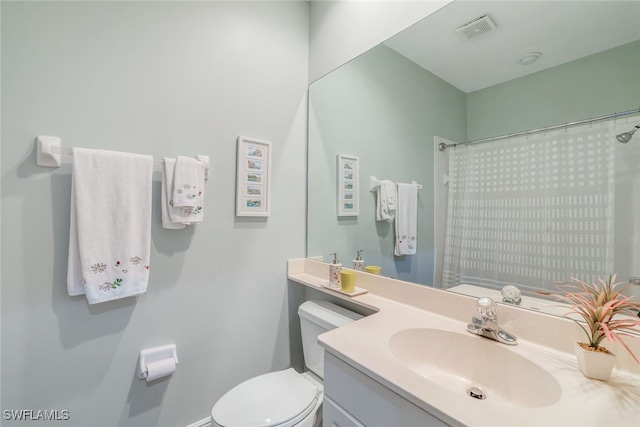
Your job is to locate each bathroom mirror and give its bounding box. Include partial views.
[307,0,640,315]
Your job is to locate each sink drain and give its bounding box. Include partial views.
[467,387,486,400]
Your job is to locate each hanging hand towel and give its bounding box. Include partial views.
[376,180,397,222]
[394,182,418,256]
[164,156,205,226]
[67,148,153,304]
[161,158,185,229]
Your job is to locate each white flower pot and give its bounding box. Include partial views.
[574,342,616,381]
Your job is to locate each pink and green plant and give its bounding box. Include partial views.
[554,274,640,363]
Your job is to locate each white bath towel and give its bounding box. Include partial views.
[394,182,418,256]
[376,180,397,222]
[164,156,205,226]
[67,148,153,304]
[161,158,185,229]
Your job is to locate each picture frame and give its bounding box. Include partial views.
[337,154,359,217]
[236,136,272,217]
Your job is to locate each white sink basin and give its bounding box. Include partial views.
[389,328,562,408]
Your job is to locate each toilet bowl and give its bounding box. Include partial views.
[211,369,322,427]
[211,300,362,427]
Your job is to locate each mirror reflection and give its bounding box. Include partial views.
[307,0,640,315]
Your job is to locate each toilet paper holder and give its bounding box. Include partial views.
[138,344,178,380]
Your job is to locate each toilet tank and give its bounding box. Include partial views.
[298,300,363,379]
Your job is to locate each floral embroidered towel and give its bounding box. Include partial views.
[67,148,153,304]
[394,182,418,256]
[164,156,205,226]
[161,158,185,229]
[376,180,397,222]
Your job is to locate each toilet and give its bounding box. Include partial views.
[211,300,362,427]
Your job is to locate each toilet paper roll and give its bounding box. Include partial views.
[145,359,176,382]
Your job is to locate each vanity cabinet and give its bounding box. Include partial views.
[323,353,450,427]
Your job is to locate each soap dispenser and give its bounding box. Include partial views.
[328,253,342,289]
[353,250,365,271]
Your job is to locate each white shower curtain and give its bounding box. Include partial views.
[441,120,616,295]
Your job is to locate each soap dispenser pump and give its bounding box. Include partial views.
[328,253,342,289]
[353,250,365,271]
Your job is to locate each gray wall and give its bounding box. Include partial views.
[308,44,466,284]
[1,2,308,426]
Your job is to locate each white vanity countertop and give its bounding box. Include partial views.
[288,258,640,427]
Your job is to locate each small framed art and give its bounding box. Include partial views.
[236,136,272,217]
[337,154,359,217]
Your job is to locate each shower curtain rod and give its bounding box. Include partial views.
[438,106,640,152]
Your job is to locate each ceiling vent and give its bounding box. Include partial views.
[456,15,497,40]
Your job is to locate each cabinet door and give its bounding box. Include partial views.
[324,353,452,427]
[323,396,366,427]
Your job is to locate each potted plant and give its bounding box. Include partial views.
[554,274,640,381]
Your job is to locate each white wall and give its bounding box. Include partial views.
[1,2,308,426]
[309,0,452,82]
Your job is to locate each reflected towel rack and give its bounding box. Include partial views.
[369,176,422,191]
[35,135,210,179]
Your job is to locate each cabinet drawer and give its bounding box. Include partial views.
[323,396,366,427]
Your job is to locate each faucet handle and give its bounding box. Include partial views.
[476,297,497,322]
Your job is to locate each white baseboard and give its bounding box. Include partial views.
[185,417,211,427]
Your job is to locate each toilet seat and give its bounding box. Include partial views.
[211,368,321,427]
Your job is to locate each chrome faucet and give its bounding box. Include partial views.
[467,297,517,345]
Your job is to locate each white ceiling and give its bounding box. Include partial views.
[383,0,640,93]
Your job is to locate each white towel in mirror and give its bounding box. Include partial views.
[394,182,418,256]
[376,180,397,222]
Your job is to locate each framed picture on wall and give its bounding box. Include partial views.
[236,136,272,217]
[337,154,359,217]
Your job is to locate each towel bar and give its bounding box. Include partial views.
[369,176,422,191]
[36,135,210,179]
